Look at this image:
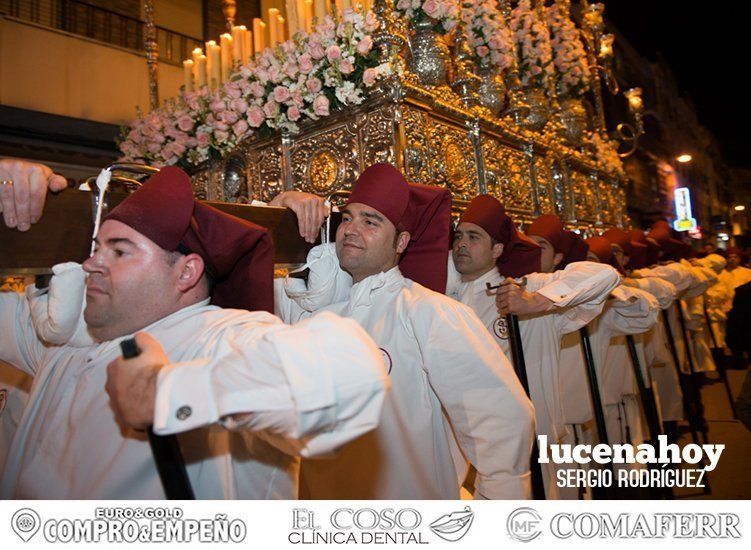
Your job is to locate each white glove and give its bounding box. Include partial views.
[284,243,352,311]
[26,262,95,347]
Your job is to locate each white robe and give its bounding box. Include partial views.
[0,293,389,499]
[446,260,620,498]
[0,361,31,476]
[277,266,535,500]
[624,276,684,423]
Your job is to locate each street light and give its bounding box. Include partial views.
[676,154,692,163]
[735,205,746,211]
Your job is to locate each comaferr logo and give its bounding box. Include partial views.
[429,506,475,542]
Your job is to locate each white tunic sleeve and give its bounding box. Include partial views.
[408,295,536,499]
[0,291,45,377]
[152,311,389,458]
[600,286,660,337]
[632,263,688,292]
[622,276,677,310]
[526,261,621,335]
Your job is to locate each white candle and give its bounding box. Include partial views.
[253,18,266,53]
[195,55,207,88]
[206,41,221,88]
[242,29,253,63]
[220,33,233,81]
[191,47,203,65]
[191,48,203,88]
[277,16,286,42]
[183,59,194,92]
[286,0,298,36]
[231,25,244,66]
[268,8,279,47]
[314,0,326,23]
[303,0,314,31]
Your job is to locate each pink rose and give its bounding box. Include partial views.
[306,77,322,93]
[214,129,229,143]
[147,142,162,154]
[339,59,354,75]
[309,41,325,60]
[263,100,280,118]
[225,84,242,99]
[422,0,439,19]
[477,45,490,58]
[287,105,301,122]
[298,53,314,74]
[273,86,291,103]
[221,110,239,125]
[247,104,265,127]
[172,142,186,157]
[285,63,299,79]
[362,68,377,87]
[196,132,210,148]
[291,90,304,107]
[249,81,265,98]
[232,119,249,137]
[396,0,410,10]
[210,99,226,113]
[230,98,249,113]
[356,36,373,56]
[313,94,330,117]
[326,45,341,62]
[364,11,379,32]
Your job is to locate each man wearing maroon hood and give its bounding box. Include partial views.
[447,202,620,498]
[0,165,391,499]
[276,164,535,500]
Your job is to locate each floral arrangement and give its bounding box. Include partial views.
[118,88,210,167]
[461,0,514,70]
[394,0,459,34]
[545,2,590,98]
[118,8,393,168]
[591,131,625,178]
[509,0,554,88]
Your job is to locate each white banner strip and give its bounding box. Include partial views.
[1,500,748,549]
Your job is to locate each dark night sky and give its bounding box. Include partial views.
[604,2,750,168]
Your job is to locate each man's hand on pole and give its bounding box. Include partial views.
[105,332,168,430]
[495,279,554,317]
[0,158,68,231]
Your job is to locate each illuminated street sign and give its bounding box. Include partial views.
[673,187,697,231]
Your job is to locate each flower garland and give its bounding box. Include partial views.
[461,0,514,70]
[118,8,393,168]
[394,0,459,34]
[509,0,554,88]
[545,2,590,98]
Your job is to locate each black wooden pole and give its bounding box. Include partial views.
[120,338,195,500]
[578,326,615,500]
[661,309,700,445]
[505,313,547,500]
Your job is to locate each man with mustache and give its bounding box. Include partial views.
[0,162,390,498]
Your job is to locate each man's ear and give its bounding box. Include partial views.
[553,251,564,268]
[175,253,205,293]
[491,242,504,261]
[396,231,411,254]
